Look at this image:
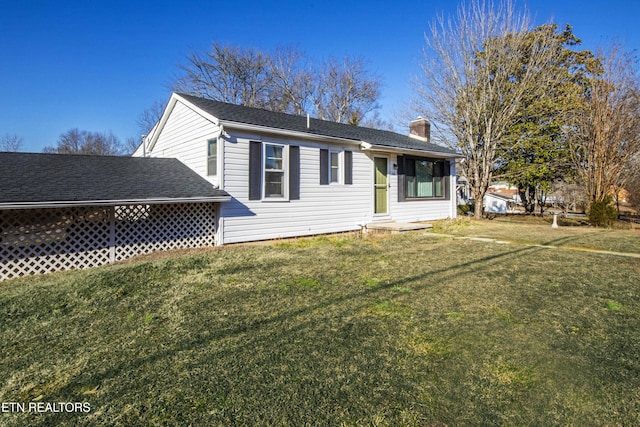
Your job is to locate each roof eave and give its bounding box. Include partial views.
[360,142,462,158]
[0,196,231,210]
[145,94,224,154]
[220,120,363,146]
[153,94,464,155]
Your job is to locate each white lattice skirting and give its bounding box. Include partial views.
[0,203,217,281]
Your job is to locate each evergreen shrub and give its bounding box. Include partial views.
[457,204,472,216]
[588,195,618,227]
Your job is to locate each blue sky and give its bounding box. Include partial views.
[2,0,638,153]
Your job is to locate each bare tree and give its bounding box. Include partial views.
[412,0,559,218]
[568,43,640,206]
[311,56,381,124]
[551,180,588,215]
[124,137,142,156]
[137,99,166,137]
[0,133,23,151]
[266,46,314,115]
[43,129,124,156]
[359,109,393,130]
[173,42,273,108]
[627,157,640,212]
[126,99,169,156]
[173,43,383,126]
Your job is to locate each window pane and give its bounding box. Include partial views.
[265,171,284,197]
[330,152,339,183]
[331,167,339,183]
[416,160,433,197]
[434,176,443,197]
[207,139,217,175]
[434,162,444,197]
[406,176,416,198]
[208,139,217,156]
[265,145,283,170]
[208,156,217,175]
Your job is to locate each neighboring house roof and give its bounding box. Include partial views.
[166,93,460,157]
[0,152,230,209]
[484,193,514,202]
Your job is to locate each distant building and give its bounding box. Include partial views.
[483,193,516,214]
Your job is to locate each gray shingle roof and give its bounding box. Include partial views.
[0,152,229,207]
[177,93,459,156]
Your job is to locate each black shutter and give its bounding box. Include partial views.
[344,151,353,185]
[444,160,451,200]
[397,155,405,202]
[289,145,300,200]
[249,141,262,200]
[319,149,329,185]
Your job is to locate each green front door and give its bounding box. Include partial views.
[374,157,388,214]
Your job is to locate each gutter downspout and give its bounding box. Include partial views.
[214,125,227,246]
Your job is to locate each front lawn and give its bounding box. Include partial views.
[1,224,639,426]
[433,216,640,254]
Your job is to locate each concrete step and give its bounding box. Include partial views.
[365,222,433,234]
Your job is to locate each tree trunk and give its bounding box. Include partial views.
[519,186,535,214]
[474,197,484,219]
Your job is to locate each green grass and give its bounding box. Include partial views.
[1,224,639,426]
[432,217,640,254]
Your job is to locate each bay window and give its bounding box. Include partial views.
[399,156,449,200]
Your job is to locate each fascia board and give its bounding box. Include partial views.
[220,120,363,146]
[174,93,222,126]
[360,142,463,159]
[146,94,179,153]
[0,196,232,210]
[146,93,225,154]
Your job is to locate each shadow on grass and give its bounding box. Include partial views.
[546,229,619,246]
[54,241,542,391]
[21,234,640,425]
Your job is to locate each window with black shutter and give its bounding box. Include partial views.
[249,142,300,201]
[400,156,450,200]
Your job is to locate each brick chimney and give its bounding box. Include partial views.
[409,117,430,142]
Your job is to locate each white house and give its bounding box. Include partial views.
[483,193,516,214]
[135,93,462,245]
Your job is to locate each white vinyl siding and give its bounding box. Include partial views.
[221,133,371,244]
[143,100,221,186]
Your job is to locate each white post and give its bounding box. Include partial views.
[109,206,116,262]
[552,213,559,229]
